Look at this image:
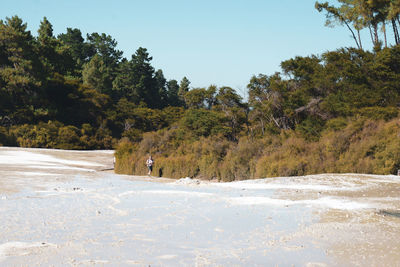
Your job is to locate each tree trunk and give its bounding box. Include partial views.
[357,29,363,50]
[383,23,387,48]
[344,21,360,49]
[373,24,379,45]
[392,19,399,45]
[270,115,281,129]
[369,25,375,45]
[260,118,265,136]
[397,16,400,43]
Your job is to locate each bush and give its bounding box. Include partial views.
[115,114,400,180]
[358,106,398,121]
[10,121,61,148]
[219,138,263,181]
[295,117,325,141]
[114,138,136,174]
[325,117,348,131]
[255,136,308,177]
[0,126,15,146]
[180,109,229,138]
[56,125,82,149]
[7,121,114,150]
[153,155,199,178]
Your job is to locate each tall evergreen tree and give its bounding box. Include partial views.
[112,58,136,101]
[58,28,94,70]
[37,17,72,75]
[130,47,158,107]
[86,32,122,69]
[166,79,182,106]
[178,76,191,103]
[82,54,112,95]
[37,16,53,40]
[154,69,168,107]
[112,48,163,108]
[0,16,42,123]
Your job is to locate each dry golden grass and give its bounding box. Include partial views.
[115,117,400,180]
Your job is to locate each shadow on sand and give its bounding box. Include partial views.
[378,210,400,218]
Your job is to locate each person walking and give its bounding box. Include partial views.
[146,155,154,176]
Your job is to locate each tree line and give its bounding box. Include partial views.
[0,16,190,149]
[115,44,400,179]
[1,15,400,179]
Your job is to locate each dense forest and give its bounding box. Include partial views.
[0,15,186,149]
[2,0,400,180]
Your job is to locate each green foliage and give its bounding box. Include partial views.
[0,16,42,123]
[178,76,190,101]
[219,138,263,181]
[112,47,170,108]
[154,155,199,178]
[116,115,400,180]
[82,54,112,94]
[102,42,400,180]
[0,16,190,150]
[325,117,348,131]
[57,125,81,149]
[129,47,160,107]
[10,121,60,148]
[180,109,229,138]
[0,126,14,145]
[315,1,398,49]
[86,32,122,69]
[166,79,182,106]
[3,15,400,181]
[295,117,325,141]
[214,86,247,141]
[7,121,114,149]
[114,138,136,174]
[358,106,398,121]
[184,88,209,109]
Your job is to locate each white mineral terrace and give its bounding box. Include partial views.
[0,146,399,266]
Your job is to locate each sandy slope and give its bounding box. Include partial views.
[0,147,399,266]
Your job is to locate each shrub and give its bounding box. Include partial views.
[180,109,229,137]
[358,106,398,121]
[153,155,199,178]
[219,138,263,181]
[0,126,15,146]
[115,114,400,180]
[56,125,81,149]
[10,121,61,148]
[325,117,348,131]
[114,138,136,174]
[295,117,325,141]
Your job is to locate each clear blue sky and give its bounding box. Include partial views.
[1,0,378,94]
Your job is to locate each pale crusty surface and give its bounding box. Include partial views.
[0,147,399,266]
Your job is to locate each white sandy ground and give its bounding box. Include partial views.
[0,147,399,266]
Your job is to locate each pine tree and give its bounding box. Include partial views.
[166,79,182,106]
[86,32,122,70]
[58,28,94,70]
[0,16,42,123]
[82,54,112,94]
[178,76,191,103]
[130,47,158,107]
[37,17,72,75]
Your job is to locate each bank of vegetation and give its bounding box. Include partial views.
[115,44,400,180]
[2,0,400,180]
[0,15,185,149]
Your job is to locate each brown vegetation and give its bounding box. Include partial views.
[115,116,400,181]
